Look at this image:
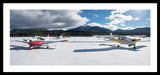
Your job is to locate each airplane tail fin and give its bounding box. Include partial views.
[46,34,49,41]
[104,33,113,41]
[110,33,113,37]
[109,33,116,40]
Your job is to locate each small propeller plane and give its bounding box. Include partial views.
[17,34,68,50]
[107,33,141,49]
[66,33,141,49]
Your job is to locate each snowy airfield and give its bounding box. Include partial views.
[10,36,150,65]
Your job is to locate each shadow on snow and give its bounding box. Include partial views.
[73,44,147,52]
[10,45,55,50]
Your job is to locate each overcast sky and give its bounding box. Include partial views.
[10,9,150,31]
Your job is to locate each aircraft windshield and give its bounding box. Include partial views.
[118,36,126,40]
[32,36,44,40]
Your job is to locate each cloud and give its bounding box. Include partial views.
[120,23,125,26]
[120,27,135,30]
[106,14,133,27]
[105,10,148,31]
[104,24,119,31]
[136,26,146,28]
[134,17,141,20]
[107,14,133,22]
[87,22,119,31]
[10,10,90,30]
[111,9,128,15]
[87,22,103,27]
[105,10,136,30]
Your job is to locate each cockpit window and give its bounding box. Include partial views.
[118,36,126,40]
[40,38,44,40]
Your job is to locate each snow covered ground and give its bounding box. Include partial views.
[10,36,150,65]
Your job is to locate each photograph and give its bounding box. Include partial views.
[10,9,151,65]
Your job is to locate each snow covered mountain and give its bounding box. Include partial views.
[114,27,150,36]
[10,26,150,36]
[68,26,113,33]
[115,27,150,32]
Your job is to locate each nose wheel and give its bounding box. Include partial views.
[117,45,120,47]
[128,44,136,49]
[133,44,136,49]
[128,44,131,47]
[133,47,136,49]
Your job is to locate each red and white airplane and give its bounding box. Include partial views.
[18,34,68,50]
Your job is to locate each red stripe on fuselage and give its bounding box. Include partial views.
[60,40,68,42]
[28,41,44,46]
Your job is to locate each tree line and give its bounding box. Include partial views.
[10,30,150,37]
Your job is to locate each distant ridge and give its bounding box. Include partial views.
[114,27,150,36]
[114,27,150,32]
[10,26,150,36]
[68,26,112,33]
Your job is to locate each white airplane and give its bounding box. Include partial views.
[106,33,141,49]
[17,34,68,50]
[66,33,141,49]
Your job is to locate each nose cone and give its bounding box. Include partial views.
[132,39,141,42]
[131,39,141,43]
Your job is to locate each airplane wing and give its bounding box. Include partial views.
[42,40,68,44]
[15,40,28,43]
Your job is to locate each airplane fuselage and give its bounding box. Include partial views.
[28,40,44,46]
[110,38,139,44]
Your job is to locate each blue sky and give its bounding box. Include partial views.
[10,9,150,31]
[79,10,113,25]
[79,10,150,30]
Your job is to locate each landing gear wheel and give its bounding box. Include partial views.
[128,45,131,47]
[30,47,33,50]
[47,46,49,48]
[133,44,136,49]
[117,45,120,47]
[133,47,136,49]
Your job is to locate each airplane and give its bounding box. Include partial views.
[106,33,141,49]
[17,34,68,50]
[66,33,141,49]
